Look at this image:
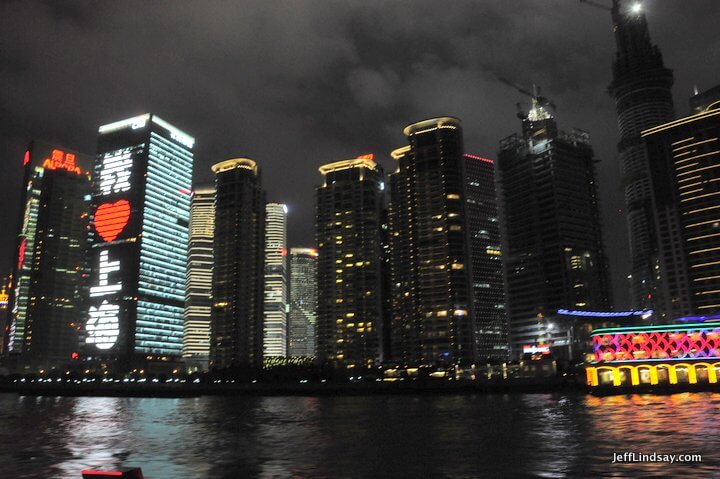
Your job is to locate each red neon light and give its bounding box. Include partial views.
[81,471,124,477]
[464,154,494,164]
[179,187,192,195]
[42,149,82,175]
[356,153,374,160]
[95,200,131,242]
[17,239,27,271]
[23,150,30,166]
[71,351,79,359]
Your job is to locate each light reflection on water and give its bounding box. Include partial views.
[0,392,718,478]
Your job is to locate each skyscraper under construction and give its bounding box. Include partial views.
[497,99,611,357]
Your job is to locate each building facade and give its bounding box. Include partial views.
[316,156,385,368]
[85,114,193,370]
[263,203,289,357]
[388,118,477,367]
[211,158,265,370]
[643,87,720,316]
[288,247,318,357]
[183,186,214,371]
[5,142,92,369]
[497,102,611,358]
[464,154,508,361]
[608,0,676,315]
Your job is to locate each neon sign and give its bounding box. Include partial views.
[89,250,122,297]
[42,149,82,175]
[591,324,720,363]
[94,200,130,242]
[99,149,133,195]
[86,149,134,351]
[86,300,120,349]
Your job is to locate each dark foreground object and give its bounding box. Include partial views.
[82,467,144,478]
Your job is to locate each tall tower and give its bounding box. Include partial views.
[288,247,318,357]
[183,186,214,371]
[497,101,611,358]
[87,114,193,370]
[263,203,289,357]
[389,117,477,367]
[316,156,385,368]
[643,87,720,317]
[464,154,508,361]
[5,142,91,369]
[609,0,675,313]
[211,158,265,370]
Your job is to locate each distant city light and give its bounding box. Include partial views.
[557,309,653,318]
[631,3,642,13]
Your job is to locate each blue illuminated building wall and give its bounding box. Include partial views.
[88,114,193,367]
[136,130,193,355]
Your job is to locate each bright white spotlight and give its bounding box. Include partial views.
[631,3,642,13]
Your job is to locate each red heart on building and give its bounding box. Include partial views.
[95,200,130,242]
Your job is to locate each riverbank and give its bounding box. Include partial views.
[0,377,577,397]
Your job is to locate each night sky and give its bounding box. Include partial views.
[1,0,719,309]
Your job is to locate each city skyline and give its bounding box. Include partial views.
[2,1,719,310]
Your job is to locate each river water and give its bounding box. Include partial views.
[0,392,718,478]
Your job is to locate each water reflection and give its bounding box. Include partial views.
[0,392,718,478]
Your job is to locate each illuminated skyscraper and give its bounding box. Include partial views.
[4,142,92,369]
[389,118,476,367]
[316,156,385,368]
[464,154,508,361]
[183,186,214,371]
[85,114,194,370]
[288,247,318,357]
[264,203,289,357]
[497,102,610,358]
[0,276,9,356]
[211,158,265,370]
[609,0,675,314]
[643,87,720,316]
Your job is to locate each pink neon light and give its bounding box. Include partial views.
[81,471,124,477]
[23,150,30,166]
[593,328,720,363]
[179,187,192,195]
[464,154,494,164]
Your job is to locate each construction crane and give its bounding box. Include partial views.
[579,0,612,11]
[496,76,556,120]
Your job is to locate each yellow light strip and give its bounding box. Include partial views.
[318,158,378,175]
[698,304,720,310]
[695,289,720,295]
[677,164,720,177]
[673,138,718,152]
[679,175,702,183]
[675,149,720,164]
[686,218,720,228]
[680,188,703,196]
[642,109,720,137]
[681,191,720,203]
[688,232,720,242]
[686,204,720,215]
[693,275,720,282]
[690,246,720,255]
[672,137,695,146]
[691,260,720,269]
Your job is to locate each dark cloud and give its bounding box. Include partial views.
[1,0,719,307]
